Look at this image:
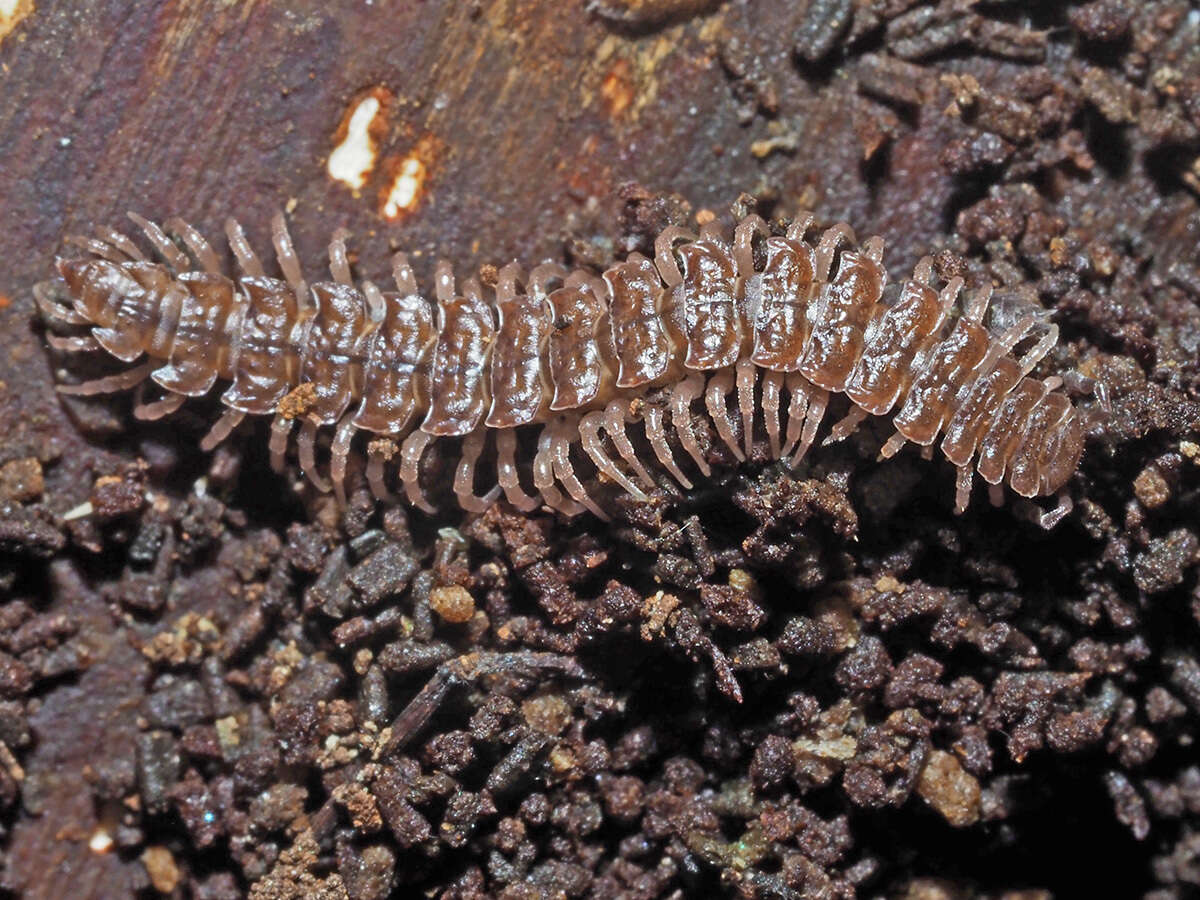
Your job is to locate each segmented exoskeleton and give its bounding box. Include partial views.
[37,210,1086,525]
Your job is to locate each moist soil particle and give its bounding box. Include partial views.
[1,2,1200,899]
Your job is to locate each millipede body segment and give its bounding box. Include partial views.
[36,210,1086,524]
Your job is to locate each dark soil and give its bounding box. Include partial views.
[0,1,1198,898]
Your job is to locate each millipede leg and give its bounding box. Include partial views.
[328,228,353,285]
[785,213,815,242]
[782,374,811,458]
[732,215,769,279]
[97,226,146,261]
[954,465,973,515]
[164,217,221,274]
[813,223,856,283]
[736,358,757,458]
[1094,379,1112,415]
[225,219,265,277]
[128,213,189,272]
[271,213,308,302]
[366,439,398,503]
[33,282,91,326]
[761,370,783,459]
[454,429,501,513]
[133,389,186,421]
[705,370,745,462]
[528,262,568,296]
[533,426,583,517]
[433,260,456,303]
[791,385,828,466]
[670,372,711,477]
[551,421,608,520]
[580,411,648,501]
[43,306,92,326]
[933,277,963,329]
[65,235,126,264]
[604,401,656,491]
[362,281,386,327]
[200,408,246,452]
[391,253,419,294]
[879,430,907,460]
[399,430,436,514]
[963,283,993,323]
[861,235,886,264]
[824,405,868,446]
[299,416,332,492]
[496,428,540,512]
[331,416,358,507]
[57,361,154,396]
[1038,491,1073,529]
[1018,324,1060,375]
[269,415,294,473]
[46,334,101,353]
[652,226,695,287]
[644,405,692,490]
[976,315,1036,376]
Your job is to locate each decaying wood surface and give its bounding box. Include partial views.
[0,4,880,895]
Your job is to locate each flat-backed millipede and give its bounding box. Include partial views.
[36,210,1087,526]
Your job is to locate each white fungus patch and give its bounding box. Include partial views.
[327,95,382,191]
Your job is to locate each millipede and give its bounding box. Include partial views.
[35,209,1088,526]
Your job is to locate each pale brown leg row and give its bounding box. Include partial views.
[65,235,126,264]
[331,416,357,507]
[879,431,907,460]
[733,215,769,279]
[200,409,246,452]
[366,439,398,503]
[824,406,869,446]
[454,429,501,513]
[652,226,695,287]
[164,217,221,274]
[328,229,353,285]
[1038,491,1073,529]
[269,415,294,473]
[644,405,692,490]
[33,282,91,325]
[736,358,757,458]
[133,390,186,421]
[762,370,783,459]
[782,375,810,458]
[604,401,656,492]
[299,417,332,492]
[399,430,436,514]
[954,465,973,515]
[791,385,828,467]
[225,219,265,277]
[533,426,583,517]
[552,420,608,520]
[97,227,146,262]
[128,213,189,272]
[580,411,648,501]
[46,334,101,352]
[496,428,540,513]
[57,361,155,397]
[670,373,711,477]
[705,371,745,462]
[271,214,308,301]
